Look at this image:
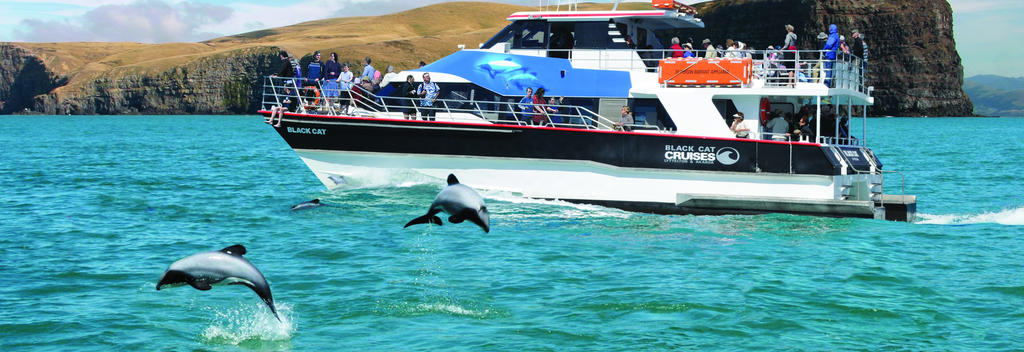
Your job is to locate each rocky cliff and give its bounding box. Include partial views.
[673,0,973,116]
[0,1,972,116]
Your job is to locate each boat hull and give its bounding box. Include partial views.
[264,111,882,218]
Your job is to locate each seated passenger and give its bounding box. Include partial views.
[765,112,790,141]
[682,43,695,58]
[730,112,750,138]
[792,115,814,142]
[670,37,685,58]
[615,106,634,131]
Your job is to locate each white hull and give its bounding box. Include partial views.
[294,149,871,207]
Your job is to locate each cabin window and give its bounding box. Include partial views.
[572,21,611,49]
[481,22,516,49]
[713,99,739,127]
[514,20,548,49]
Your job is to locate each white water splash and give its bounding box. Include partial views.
[200,302,295,345]
[480,189,632,218]
[918,206,1024,226]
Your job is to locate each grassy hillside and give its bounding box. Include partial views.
[12,2,533,96]
[964,75,1024,117]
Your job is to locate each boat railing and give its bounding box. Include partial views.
[261,76,627,131]
[549,48,867,93]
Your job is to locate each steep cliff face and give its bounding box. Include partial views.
[0,44,68,114]
[0,1,971,116]
[26,46,280,115]
[676,0,972,116]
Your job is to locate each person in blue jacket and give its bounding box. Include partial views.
[823,24,840,87]
[517,87,534,124]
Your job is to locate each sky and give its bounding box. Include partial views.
[0,0,1019,78]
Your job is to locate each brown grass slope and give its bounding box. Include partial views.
[13,2,530,96]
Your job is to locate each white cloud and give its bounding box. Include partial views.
[12,0,232,43]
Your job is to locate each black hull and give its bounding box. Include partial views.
[263,111,876,176]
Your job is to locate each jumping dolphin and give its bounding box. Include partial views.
[404,174,490,233]
[291,198,323,210]
[156,244,280,321]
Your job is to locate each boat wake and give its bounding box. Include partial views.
[200,302,295,346]
[918,206,1024,226]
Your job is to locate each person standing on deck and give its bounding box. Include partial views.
[823,24,840,87]
[361,57,376,84]
[337,64,354,114]
[416,72,440,121]
[306,51,324,83]
[400,75,418,119]
[850,29,868,71]
[517,87,534,124]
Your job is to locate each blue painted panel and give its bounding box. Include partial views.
[411,50,631,98]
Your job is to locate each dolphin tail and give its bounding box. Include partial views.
[233,282,281,322]
[404,212,443,228]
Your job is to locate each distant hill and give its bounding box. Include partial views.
[964,75,1024,117]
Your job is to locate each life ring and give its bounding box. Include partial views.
[759,97,770,126]
[303,85,321,106]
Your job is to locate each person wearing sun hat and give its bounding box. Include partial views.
[702,38,718,58]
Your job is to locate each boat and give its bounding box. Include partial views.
[259,0,916,222]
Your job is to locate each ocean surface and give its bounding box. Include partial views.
[1,115,1022,351]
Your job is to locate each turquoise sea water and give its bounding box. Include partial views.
[1,116,1022,351]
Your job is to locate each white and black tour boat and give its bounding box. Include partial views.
[259,0,916,221]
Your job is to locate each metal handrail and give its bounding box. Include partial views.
[261,76,633,131]
[534,48,867,93]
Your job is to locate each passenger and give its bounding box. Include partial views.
[268,50,298,126]
[337,63,354,114]
[850,29,868,68]
[549,96,564,125]
[306,51,324,83]
[615,106,634,131]
[840,35,850,56]
[517,87,534,124]
[782,25,798,85]
[823,24,840,87]
[682,43,695,58]
[730,112,750,138]
[670,37,685,58]
[399,75,418,119]
[702,39,718,58]
[322,53,342,103]
[765,112,790,141]
[531,88,555,126]
[792,115,814,142]
[361,57,376,83]
[380,65,399,89]
[724,39,738,58]
[324,53,342,81]
[416,72,440,121]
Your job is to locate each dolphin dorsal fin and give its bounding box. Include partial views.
[447,174,459,185]
[220,244,247,256]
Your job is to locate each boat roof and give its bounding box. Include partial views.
[506,10,704,29]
